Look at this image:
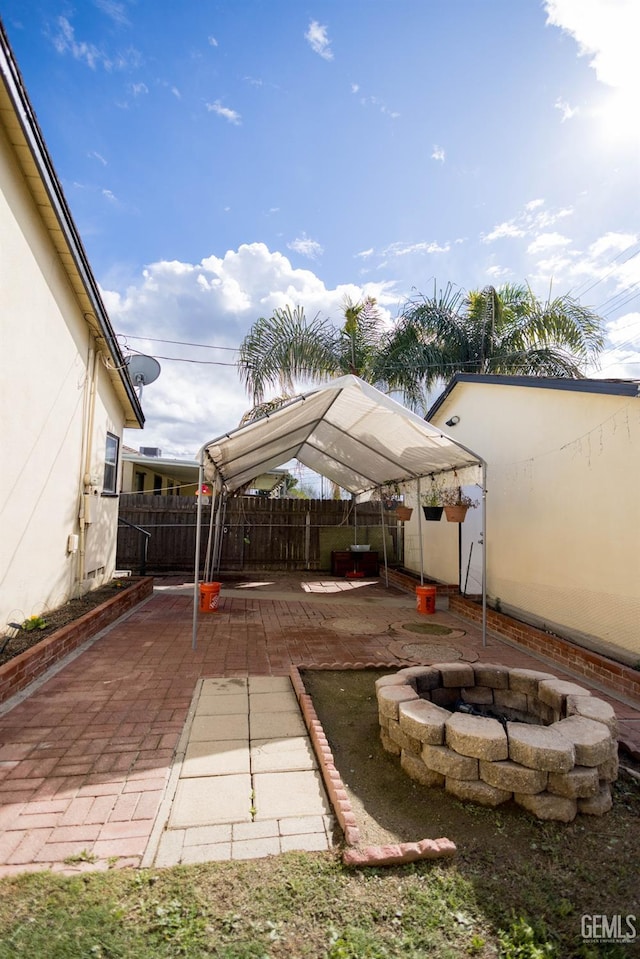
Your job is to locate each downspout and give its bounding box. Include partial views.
[77,344,99,588]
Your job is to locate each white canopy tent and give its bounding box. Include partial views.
[193,375,487,645]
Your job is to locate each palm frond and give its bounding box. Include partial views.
[237,305,339,403]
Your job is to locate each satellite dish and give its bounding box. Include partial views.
[125,354,161,400]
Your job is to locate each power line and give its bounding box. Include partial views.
[121,334,240,352]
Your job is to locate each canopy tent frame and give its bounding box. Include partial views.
[191,375,487,649]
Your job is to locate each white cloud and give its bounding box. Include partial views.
[305,20,333,61]
[545,0,639,92]
[483,221,527,242]
[208,36,219,47]
[88,151,108,165]
[358,94,400,119]
[486,265,511,280]
[131,82,148,96]
[171,86,181,99]
[351,83,360,94]
[588,232,637,258]
[544,0,640,142]
[102,188,117,202]
[287,235,324,260]
[527,232,572,254]
[554,97,579,121]
[94,0,129,26]
[206,100,241,125]
[52,15,140,71]
[105,243,397,453]
[53,16,102,69]
[483,201,573,243]
[431,145,445,162]
[356,248,374,259]
[598,311,640,377]
[383,240,450,257]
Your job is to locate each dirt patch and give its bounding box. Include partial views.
[302,668,640,909]
[0,581,134,667]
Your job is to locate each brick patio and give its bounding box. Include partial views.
[0,573,638,875]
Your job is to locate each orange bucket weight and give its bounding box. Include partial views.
[199,582,221,613]
[416,585,437,615]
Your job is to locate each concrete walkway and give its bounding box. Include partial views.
[0,571,638,875]
[145,676,333,866]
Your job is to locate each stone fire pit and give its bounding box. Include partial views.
[377,663,619,821]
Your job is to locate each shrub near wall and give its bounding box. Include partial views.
[0,577,153,705]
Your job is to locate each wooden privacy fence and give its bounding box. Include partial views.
[116,494,400,572]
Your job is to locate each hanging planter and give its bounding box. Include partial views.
[396,505,413,522]
[443,504,469,523]
[422,479,444,521]
[442,488,477,523]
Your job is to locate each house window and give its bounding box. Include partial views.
[135,471,145,493]
[103,433,119,494]
[153,474,162,495]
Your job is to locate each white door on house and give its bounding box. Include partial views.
[460,486,484,597]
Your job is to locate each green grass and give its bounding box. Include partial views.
[2,849,635,958]
[0,854,532,958]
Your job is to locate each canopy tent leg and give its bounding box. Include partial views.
[379,498,389,588]
[352,493,357,545]
[417,476,424,586]
[481,462,488,648]
[203,489,217,583]
[192,460,205,651]
[211,493,225,573]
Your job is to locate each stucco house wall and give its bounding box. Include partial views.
[0,24,143,630]
[403,375,640,660]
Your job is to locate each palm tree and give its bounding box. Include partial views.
[388,281,605,393]
[237,283,605,419]
[238,296,424,408]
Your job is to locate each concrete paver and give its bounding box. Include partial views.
[250,737,316,772]
[189,714,249,742]
[170,774,253,827]
[182,741,250,777]
[253,770,330,820]
[249,711,307,739]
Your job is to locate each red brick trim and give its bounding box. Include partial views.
[449,595,640,703]
[385,568,459,596]
[0,578,154,705]
[289,664,457,866]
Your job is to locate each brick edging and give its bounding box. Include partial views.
[385,568,459,596]
[449,595,640,704]
[289,664,457,867]
[0,577,154,705]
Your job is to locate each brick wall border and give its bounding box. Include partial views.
[449,595,640,704]
[0,577,154,705]
[383,568,640,705]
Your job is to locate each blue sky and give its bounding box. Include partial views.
[2,0,639,457]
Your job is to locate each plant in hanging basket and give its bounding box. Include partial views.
[395,505,413,522]
[421,482,445,521]
[441,487,477,523]
[378,480,402,511]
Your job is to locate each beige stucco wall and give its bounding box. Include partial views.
[0,122,125,629]
[404,380,640,657]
